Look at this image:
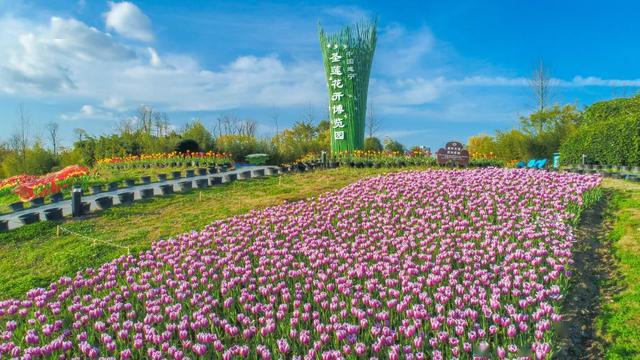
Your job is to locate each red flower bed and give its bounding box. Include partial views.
[12,165,91,201]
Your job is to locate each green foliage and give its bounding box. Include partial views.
[216,134,273,163]
[596,184,640,358]
[383,138,404,153]
[560,96,640,166]
[520,104,581,160]
[182,120,214,151]
[492,129,530,161]
[271,121,329,164]
[467,134,496,155]
[364,137,383,151]
[469,158,504,168]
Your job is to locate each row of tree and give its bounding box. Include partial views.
[0,105,409,178]
[468,60,639,167]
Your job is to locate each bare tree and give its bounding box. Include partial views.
[214,114,258,137]
[270,106,279,138]
[366,102,381,138]
[136,105,154,135]
[12,105,31,165]
[530,59,552,112]
[46,121,60,156]
[73,128,89,142]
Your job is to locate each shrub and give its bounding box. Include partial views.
[175,139,200,153]
[560,96,640,166]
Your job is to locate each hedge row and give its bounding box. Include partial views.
[560,96,640,166]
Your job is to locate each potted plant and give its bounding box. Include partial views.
[157,173,168,181]
[140,176,152,184]
[43,207,64,221]
[140,188,155,199]
[91,185,104,194]
[185,169,196,177]
[124,179,136,187]
[197,168,208,176]
[195,178,209,188]
[18,212,40,225]
[159,184,174,195]
[95,196,114,210]
[210,176,223,185]
[171,170,182,179]
[118,192,135,204]
[30,197,45,207]
[81,202,91,215]
[9,202,24,212]
[107,182,119,191]
[50,192,64,203]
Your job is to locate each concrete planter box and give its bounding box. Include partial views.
[224,173,237,183]
[195,179,209,188]
[9,202,24,212]
[107,182,119,191]
[179,181,193,191]
[252,169,265,178]
[81,202,91,215]
[124,179,136,187]
[141,176,152,184]
[50,192,64,203]
[265,167,278,176]
[210,176,222,185]
[140,188,155,199]
[95,196,114,210]
[19,212,40,225]
[118,192,135,204]
[159,184,174,195]
[185,169,196,178]
[43,207,64,221]
[238,170,252,180]
[197,168,208,176]
[157,174,168,181]
[171,171,182,179]
[30,197,45,208]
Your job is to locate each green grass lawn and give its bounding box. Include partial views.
[598,179,640,359]
[0,167,407,299]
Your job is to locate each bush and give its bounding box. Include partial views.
[383,138,404,153]
[175,139,200,153]
[560,96,640,166]
[215,135,273,163]
[364,137,383,152]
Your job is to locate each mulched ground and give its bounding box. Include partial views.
[553,194,622,359]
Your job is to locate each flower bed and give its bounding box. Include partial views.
[12,165,91,201]
[0,175,37,196]
[96,151,232,169]
[0,169,600,359]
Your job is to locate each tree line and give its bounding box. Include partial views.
[0,104,407,178]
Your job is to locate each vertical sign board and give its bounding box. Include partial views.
[436,141,470,167]
[319,21,377,154]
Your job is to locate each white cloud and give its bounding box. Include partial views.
[60,104,115,121]
[104,1,153,42]
[147,47,161,67]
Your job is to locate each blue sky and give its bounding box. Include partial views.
[1,0,640,149]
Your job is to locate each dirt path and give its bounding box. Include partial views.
[553,194,621,359]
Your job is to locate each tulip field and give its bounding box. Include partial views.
[0,169,601,359]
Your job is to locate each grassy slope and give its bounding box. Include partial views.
[0,167,406,299]
[598,179,640,359]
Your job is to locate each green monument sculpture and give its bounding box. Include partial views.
[319,20,377,153]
